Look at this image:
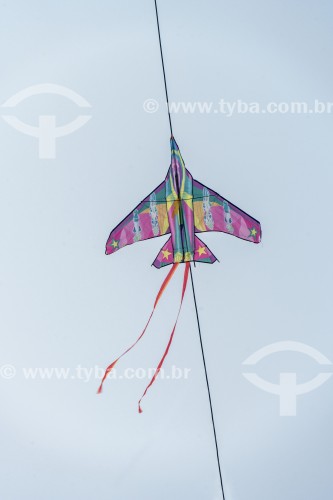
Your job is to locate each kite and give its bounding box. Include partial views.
[97,136,261,413]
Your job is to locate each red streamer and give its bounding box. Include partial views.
[97,263,179,394]
[138,262,190,413]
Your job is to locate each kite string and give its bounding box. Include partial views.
[189,265,226,500]
[154,0,173,136]
[154,2,226,498]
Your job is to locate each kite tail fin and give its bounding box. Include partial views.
[97,263,179,394]
[152,236,173,269]
[193,235,218,264]
[153,235,218,268]
[138,262,190,413]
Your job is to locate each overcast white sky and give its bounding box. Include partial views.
[1,1,333,499]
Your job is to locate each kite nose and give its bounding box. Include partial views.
[170,136,179,152]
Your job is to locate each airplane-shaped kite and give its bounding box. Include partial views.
[98,137,261,411]
[105,137,261,264]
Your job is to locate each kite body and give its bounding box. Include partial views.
[105,137,261,266]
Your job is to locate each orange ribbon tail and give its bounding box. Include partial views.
[97,263,179,394]
[138,262,190,413]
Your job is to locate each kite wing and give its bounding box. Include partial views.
[192,179,261,243]
[106,181,170,254]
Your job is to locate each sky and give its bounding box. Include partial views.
[0,1,333,499]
